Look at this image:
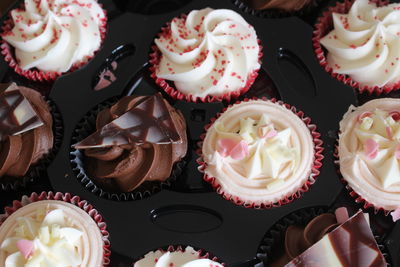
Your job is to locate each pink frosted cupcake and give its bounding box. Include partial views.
[198,98,323,208]
[338,98,400,213]
[150,7,262,103]
[0,0,107,82]
[0,192,110,266]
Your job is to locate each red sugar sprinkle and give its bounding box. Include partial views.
[212,80,217,86]
[231,72,236,76]
[350,44,356,49]
[376,55,380,58]
[229,24,237,29]
[385,69,389,73]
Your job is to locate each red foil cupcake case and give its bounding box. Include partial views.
[0,0,399,266]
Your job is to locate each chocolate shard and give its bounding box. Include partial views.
[74,93,182,149]
[285,211,387,267]
[0,83,44,141]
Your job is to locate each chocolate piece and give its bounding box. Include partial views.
[286,211,387,267]
[0,83,43,141]
[74,93,181,149]
[80,94,187,192]
[0,85,53,178]
[242,0,312,12]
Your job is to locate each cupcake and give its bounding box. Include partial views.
[150,7,262,103]
[73,93,187,195]
[134,246,223,267]
[315,0,400,93]
[338,98,400,212]
[0,83,53,185]
[0,192,110,266]
[261,207,387,266]
[199,98,323,208]
[0,0,107,81]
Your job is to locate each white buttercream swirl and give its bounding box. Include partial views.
[134,246,223,267]
[0,200,104,267]
[320,0,400,87]
[202,100,314,205]
[339,98,400,210]
[2,0,106,73]
[155,7,260,98]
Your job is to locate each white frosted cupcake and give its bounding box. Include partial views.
[0,193,110,266]
[150,7,262,102]
[199,98,323,208]
[134,246,223,267]
[338,98,400,212]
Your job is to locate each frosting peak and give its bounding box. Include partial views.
[320,0,400,87]
[155,7,260,98]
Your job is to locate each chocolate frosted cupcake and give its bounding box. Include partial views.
[0,0,107,81]
[260,207,387,266]
[199,98,323,208]
[150,7,262,103]
[134,246,223,267]
[0,83,54,187]
[73,93,187,197]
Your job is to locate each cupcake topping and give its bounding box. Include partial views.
[1,0,106,73]
[213,113,299,183]
[0,83,43,141]
[0,208,84,266]
[74,94,182,149]
[155,7,260,98]
[134,246,223,267]
[320,0,400,87]
[354,108,400,188]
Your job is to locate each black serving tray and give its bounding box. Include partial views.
[0,0,399,266]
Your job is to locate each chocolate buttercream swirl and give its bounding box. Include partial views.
[83,95,187,192]
[0,86,53,178]
[271,213,338,267]
[242,0,312,12]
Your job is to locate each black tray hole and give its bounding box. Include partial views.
[190,109,206,122]
[113,0,192,15]
[277,47,317,98]
[92,43,136,91]
[241,67,280,100]
[151,205,223,233]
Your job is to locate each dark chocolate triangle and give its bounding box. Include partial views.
[0,83,44,141]
[285,211,387,267]
[74,94,182,149]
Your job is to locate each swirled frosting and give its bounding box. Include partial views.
[320,0,400,87]
[1,0,106,73]
[202,100,314,205]
[242,0,312,12]
[154,7,260,99]
[339,98,400,211]
[0,200,104,267]
[83,95,187,192]
[134,246,223,267]
[0,86,53,179]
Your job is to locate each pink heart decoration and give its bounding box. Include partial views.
[258,125,277,139]
[395,146,400,160]
[217,138,249,160]
[389,111,400,121]
[386,126,393,140]
[364,138,379,160]
[391,208,400,222]
[357,111,372,122]
[230,140,249,160]
[16,239,34,259]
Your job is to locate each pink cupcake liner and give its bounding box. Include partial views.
[0,191,111,266]
[149,14,263,103]
[0,5,108,82]
[312,0,397,95]
[134,245,225,265]
[334,143,392,216]
[196,97,324,209]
